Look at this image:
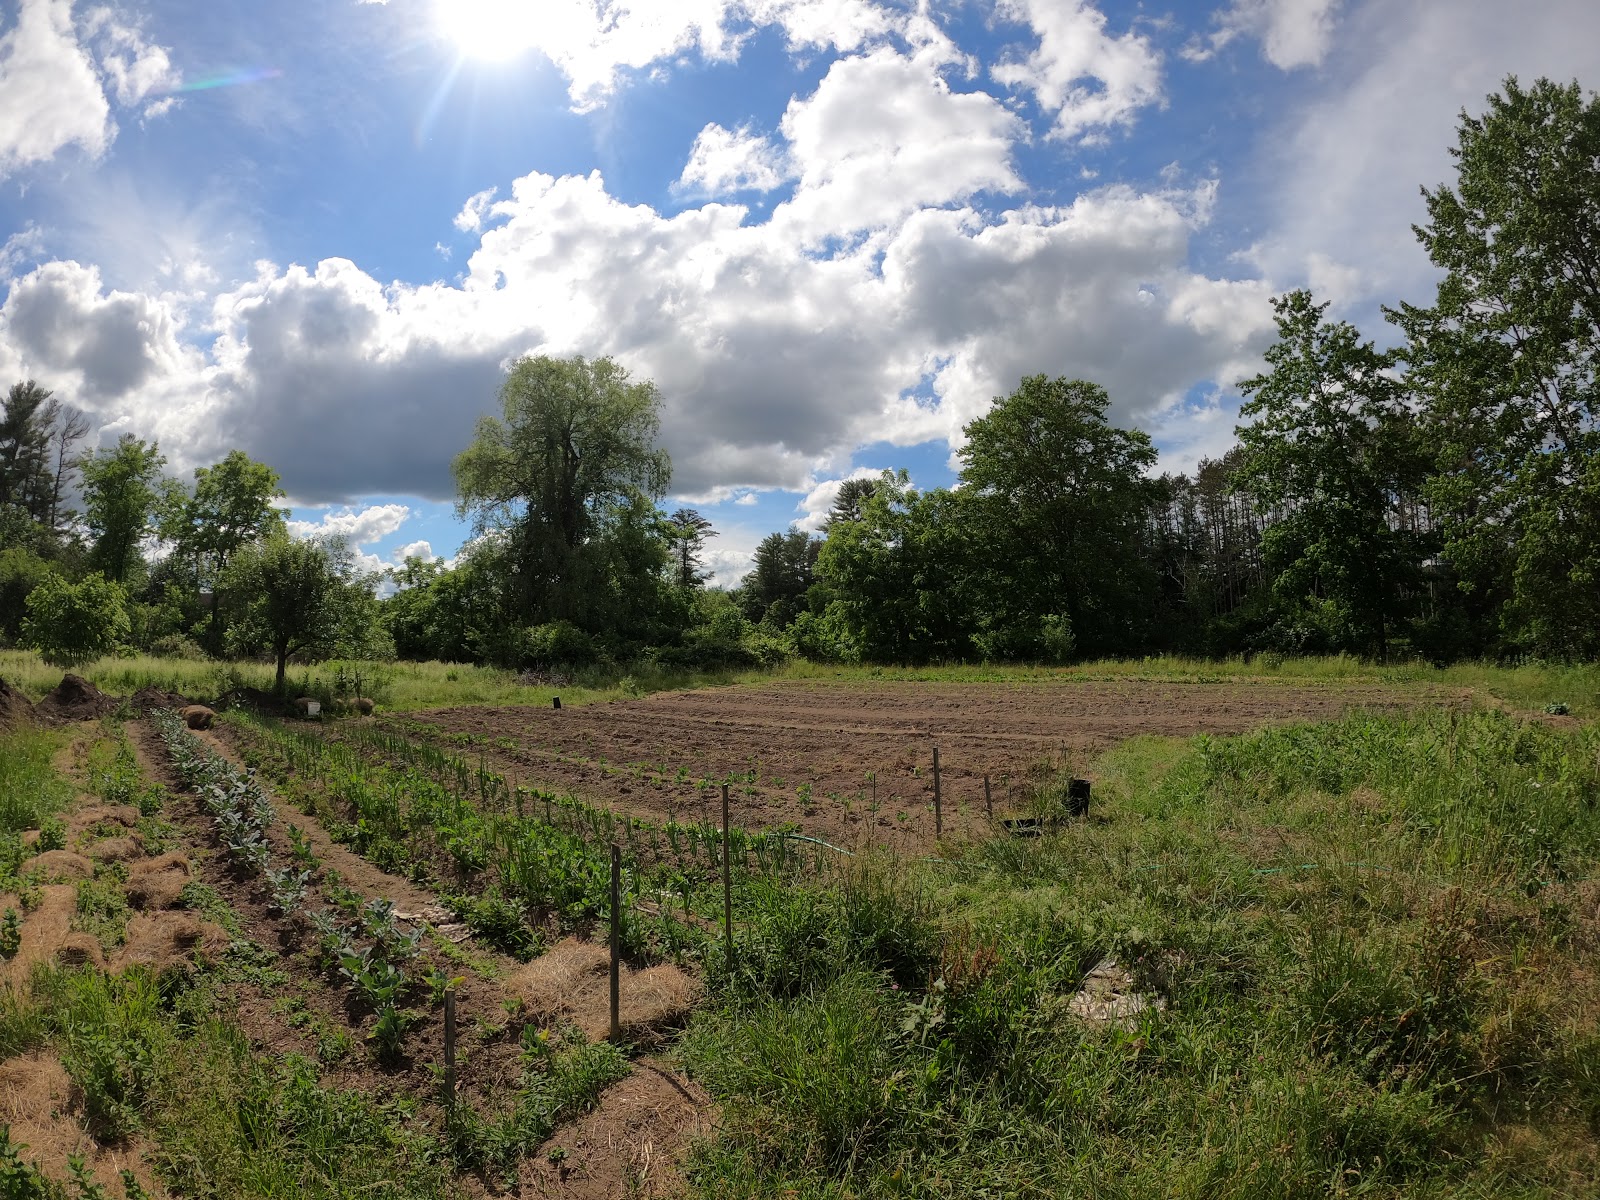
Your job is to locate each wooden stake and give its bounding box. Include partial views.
[443,988,457,1107]
[721,784,735,972]
[932,745,942,838]
[608,844,622,1042]
[984,774,993,818]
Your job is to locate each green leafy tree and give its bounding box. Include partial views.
[1390,76,1600,657]
[21,571,129,667]
[452,355,671,631]
[80,435,166,584]
[814,472,979,663]
[160,450,287,650]
[222,534,376,692]
[957,376,1160,658]
[0,549,54,644]
[1235,291,1429,660]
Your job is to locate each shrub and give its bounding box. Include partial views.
[21,572,130,668]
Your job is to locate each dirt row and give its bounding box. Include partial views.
[0,710,711,1199]
[405,678,1462,851]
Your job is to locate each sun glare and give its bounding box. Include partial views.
[435,0,544,62]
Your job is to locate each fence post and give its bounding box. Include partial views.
[932,744,942,838]
[443,988,457,1107]
[984,774,993,819]
[721,784,735,972]
[608,844,621,1042]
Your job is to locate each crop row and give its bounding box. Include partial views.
[152,709,425,1058]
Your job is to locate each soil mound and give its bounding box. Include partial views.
[35,674,121,723]
[19,850,95,881]
[115,912,223,971]
[508,939,700,1044]
[0,676,35,729]
[131,685,187,713]
[124,852,192,911]
[522,1060,713,1200]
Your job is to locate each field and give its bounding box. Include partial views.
[0,654,1597,1198]
[401,677,1471,850]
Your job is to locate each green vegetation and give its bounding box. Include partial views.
[680,708,1600,1197]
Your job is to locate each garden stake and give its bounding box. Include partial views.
[609,844,621,1042]
[984,774,993,818]
[722,784,735,972]
[933,744,942,838]
[443,988,457,1108]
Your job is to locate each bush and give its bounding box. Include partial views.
[21,572,129,668]
[520,621,597,667]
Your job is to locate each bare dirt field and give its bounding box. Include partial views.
[402,678,1465,852]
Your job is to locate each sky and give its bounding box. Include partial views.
[1,0,1598,586]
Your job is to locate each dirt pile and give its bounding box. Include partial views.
[131,685,187,713]
[35,674,121,723]
[0,676,35,729]
[508,938,700,1044]
[523,1060,714,1200]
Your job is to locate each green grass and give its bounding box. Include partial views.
[0,649,763,711]
[4,649,1595,716]
[678,706,1600,1198]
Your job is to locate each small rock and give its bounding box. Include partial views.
[1065,957,1166,1031]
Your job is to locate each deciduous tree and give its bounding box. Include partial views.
[1391,75,1600,657]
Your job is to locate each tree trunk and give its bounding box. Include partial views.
[275,642,289,694]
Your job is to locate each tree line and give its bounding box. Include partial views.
[2,76,1595,676]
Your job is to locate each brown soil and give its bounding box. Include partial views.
[0,1053,169,1196]
[521,1059,714,1200]
[35,674,122,723]
[130,685,188,713]
[507,939,700,1045]
[126,719,535,1107]
[0,675,36,729]
[405,678,1460,851]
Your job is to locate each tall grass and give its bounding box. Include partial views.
[0,649,762,711]
[0,726,72,837]
[681,706,1600,1198]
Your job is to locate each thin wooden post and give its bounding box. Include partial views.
[983,774,993,819]
[608,844,621,1042]
[932,745,942,838]
[721,784,735,971]
[443,988,457,1107]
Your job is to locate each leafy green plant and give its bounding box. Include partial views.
[36,817,66,853]
[0,1125,55,1199]
[0,909,20,960]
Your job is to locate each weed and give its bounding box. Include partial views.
[0,910,19,960]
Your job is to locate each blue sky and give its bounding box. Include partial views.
[1,0,1597,584]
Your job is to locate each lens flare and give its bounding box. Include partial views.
[176,67,284,93]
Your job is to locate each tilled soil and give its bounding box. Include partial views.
[406,679,1464,851]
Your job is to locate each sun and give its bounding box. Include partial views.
[434,0,543,62]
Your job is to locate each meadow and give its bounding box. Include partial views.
[0,652,1595,1197]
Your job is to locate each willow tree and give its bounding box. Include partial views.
[452,355,672,633]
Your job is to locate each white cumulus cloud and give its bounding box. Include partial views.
[676,123,790,196]
[0,0,178,179]
[1184,0,1343,70]
[992,0,1164,141]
